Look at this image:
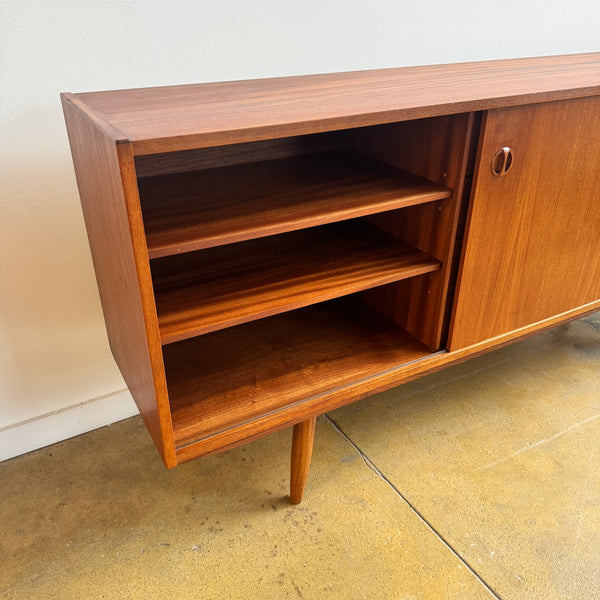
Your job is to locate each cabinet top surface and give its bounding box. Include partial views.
[64,53,600,155]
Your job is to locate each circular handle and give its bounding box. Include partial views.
[491,147,514,176]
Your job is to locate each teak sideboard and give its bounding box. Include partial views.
[62,53,600,504]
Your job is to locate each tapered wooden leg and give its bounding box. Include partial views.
[290,417,317,504]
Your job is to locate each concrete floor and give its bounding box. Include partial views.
[1,314,599,600]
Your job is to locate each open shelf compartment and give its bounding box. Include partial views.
[139,149,452,258]
[151,219,441,344]
[164,294,434,448]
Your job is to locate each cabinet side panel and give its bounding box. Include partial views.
[61,95,177,467]
[449,96,600,349]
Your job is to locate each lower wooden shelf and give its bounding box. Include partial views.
[164,295,434,448]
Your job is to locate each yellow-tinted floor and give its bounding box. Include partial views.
[1,314,599,600]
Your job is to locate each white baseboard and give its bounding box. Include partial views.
[0,389,139,462]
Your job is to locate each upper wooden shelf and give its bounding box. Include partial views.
[139,150,451,258]
[62,53,600,155]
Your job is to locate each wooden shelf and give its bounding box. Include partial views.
[139,149,451,258]
[164,297,432,447]
[151,220,441,344]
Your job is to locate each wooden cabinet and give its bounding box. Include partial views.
[449,97,600,349]
[62,53,600,503]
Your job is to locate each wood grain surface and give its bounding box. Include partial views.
[134,131,347,178]
[61,94,177,467]
[352,113,474,349]
[450,96,600,349]
[139,149,451,258]
[164,297,433,447]
[151,221,441,344]
[69,53,600,154]
[174,297,600,463]
[290,417,317,505]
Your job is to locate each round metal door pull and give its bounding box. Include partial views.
[492,147,514,176]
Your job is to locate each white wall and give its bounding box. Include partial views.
[1,0,598,459]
